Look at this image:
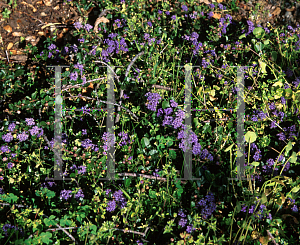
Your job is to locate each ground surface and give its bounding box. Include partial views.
[1,0,300,65]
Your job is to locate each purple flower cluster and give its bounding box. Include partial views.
[177,209,195,233]
[106,189,127,212]
[102,132,115,155]
[41,177,57,189]
[145,92,162,111]
[75,188,84,200]
[241,201,272,220]
[153,169,161,177]
[177,129,202,155]
[143,32,156,46]
[197,192,217,219]
[7,162,14,169]
[2,132,14,143]
[81,138,95,150]
[0,145,10,153]
[282,125,298,140]
[262,158,279,176]
[246,20,255,36]
[2,223,24,237]
[181,32,203,55]
[7,122,16,132]
[118,131,134,146]
[60,189,73,201]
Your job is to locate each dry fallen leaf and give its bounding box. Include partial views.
[25,36,36,42]
[213,13,221,19]
[93,17,110,33]
[217,0,223,2]
[7,42,13,50]
[199,0,211,4]
[4,25,12,33]
[21,1,37,12]
[40,12,47,16]
[12,32,23,37]
[43,0,52,7]
[37,31,46,36]
[9,50,25,55]
[272,7,281,17]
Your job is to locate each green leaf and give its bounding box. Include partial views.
[239,34,246,39]
[125,178,131,188]
[224,143,234,152]
[245,131,257,143]
[236,201,241,213]
[15,69,24,77]
[169,149,176,159]
[253,27,264,37]
[149,190,156,198]
[289,151,297,163]
[271,51,277,62]
[284,88,293,99]
[261,193,267,204]
[162,100,170,109]
[258,59,267,73]
[251,162,260,167]
[285,141,293,155]
[141,137,150,148]
[291,186,300,193]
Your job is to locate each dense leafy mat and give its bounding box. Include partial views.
[0,0,300,244]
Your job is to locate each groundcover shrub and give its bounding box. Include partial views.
[0,0,300,244]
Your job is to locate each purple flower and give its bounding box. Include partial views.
[17,132,29,142]
[170,100,178,108]
[269,102,276,110]
[2,133,13,143]
[106,189,111,196]
[147,21,152,27]
[182,5,188,12]
[218,3,225,10]
[78,38,85,43]
[186,224,195,233]
[0,145,10,153]
[166,11,170,15]
[8,123,16,132]
[25,118,35,126]
[178,210,186,218]
[107,200,116,212]
[77,165,87,175]
[70,71,78,81]
[82,129,87,135]
[84,24,93,32]
[145,92,162,111]
[281,96,286,105]
[164,107,173,115]
[7,162,14,169]
[178,218,187,227]
[29,126,40,136]
[208,11,214,19]
[291,205,298,212]
[158,10,163,14]
[75,189,84,200]
[71,44,78,53]
[60,190,72,201]
[74,22,82,29]
[171,15,176,20]
[123,93,129,99]
[48,44,57,50]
